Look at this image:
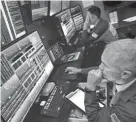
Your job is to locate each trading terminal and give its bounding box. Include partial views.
[1,1,136,122]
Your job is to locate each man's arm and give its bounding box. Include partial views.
[88,20,109,42]
[65,66,98,75]
[82,19,109,46]
[80,66,99,75]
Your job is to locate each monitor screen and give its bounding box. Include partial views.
[2,31,54,86]
[0,1,26,45]
[1,31,54,122]
[47,42,64,63]
[55,9,76,44]
[31,1,49,21]
[71,6,84,30]
[50,1,62,16]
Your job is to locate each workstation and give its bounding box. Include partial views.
[1,1,136,122]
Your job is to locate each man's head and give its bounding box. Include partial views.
[99,39,136,85]
[87,6,101,25]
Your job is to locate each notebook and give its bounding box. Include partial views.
[66,88,105,112]
[66,89,85,112]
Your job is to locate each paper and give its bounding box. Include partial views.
[82,0,94,8]
[66,89,85,112]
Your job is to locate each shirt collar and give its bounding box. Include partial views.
[119,78,136,102]
[116,78,136,92]
[94,19,100,27]
[90,19,100,29]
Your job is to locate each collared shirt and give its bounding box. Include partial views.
[84,77,136,122]
[116,78,136,92]
[82,18,118,46]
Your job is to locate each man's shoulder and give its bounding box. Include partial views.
[120,80,136,102]
[98,19,109,26]
[96,18,109,31]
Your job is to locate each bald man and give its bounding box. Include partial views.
[66,39,136,122]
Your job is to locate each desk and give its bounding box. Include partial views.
[23,47,85,122]
[23,81,80,122]
[51,46,85,81]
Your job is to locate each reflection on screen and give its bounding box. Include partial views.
[62,1,70,10]
[50,1,61,16]
[31,1,48,20]
[45,61,54,75]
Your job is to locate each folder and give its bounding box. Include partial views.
[66,89,86,112]
[66,87,105,113]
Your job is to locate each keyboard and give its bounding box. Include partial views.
[40,83,69,117]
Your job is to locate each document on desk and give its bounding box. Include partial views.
[66,89,85,112]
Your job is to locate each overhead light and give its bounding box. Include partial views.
[123,16,136,22]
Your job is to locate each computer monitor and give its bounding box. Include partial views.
[70,6,84,31]
[49,1,62,16]
[0,1,26,46]
[1,31,54,122]
[31,1,49,21]
[55,9,76,44]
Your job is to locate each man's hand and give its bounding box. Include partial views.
[65,67,81,74]
[86,69,102,91]
[83,12,90,30]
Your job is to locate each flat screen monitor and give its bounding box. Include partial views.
[0,1,26,44]
[2,31,54,87]
[1,31,54,122]
[50,1,62,16]
[55,9,76,44]
[31,1,49,21]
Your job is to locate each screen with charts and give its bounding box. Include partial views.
[71,6,84,31]
[55,9,76,44]
[50,1,62,16]
[0,1,26,47]
[48,42,64,63]
[1,31,54,122]
[31,1,49,21]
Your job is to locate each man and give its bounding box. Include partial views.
[82,6,118,44]
[66,39,136,122]
[79,6,118,67]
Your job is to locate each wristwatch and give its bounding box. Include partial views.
[84,86,96,93]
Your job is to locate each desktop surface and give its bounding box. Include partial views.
[23,82,78,122]
[23,45,85,122]
[51,46,85,81]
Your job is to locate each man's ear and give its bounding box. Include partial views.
[121,71,132,80]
